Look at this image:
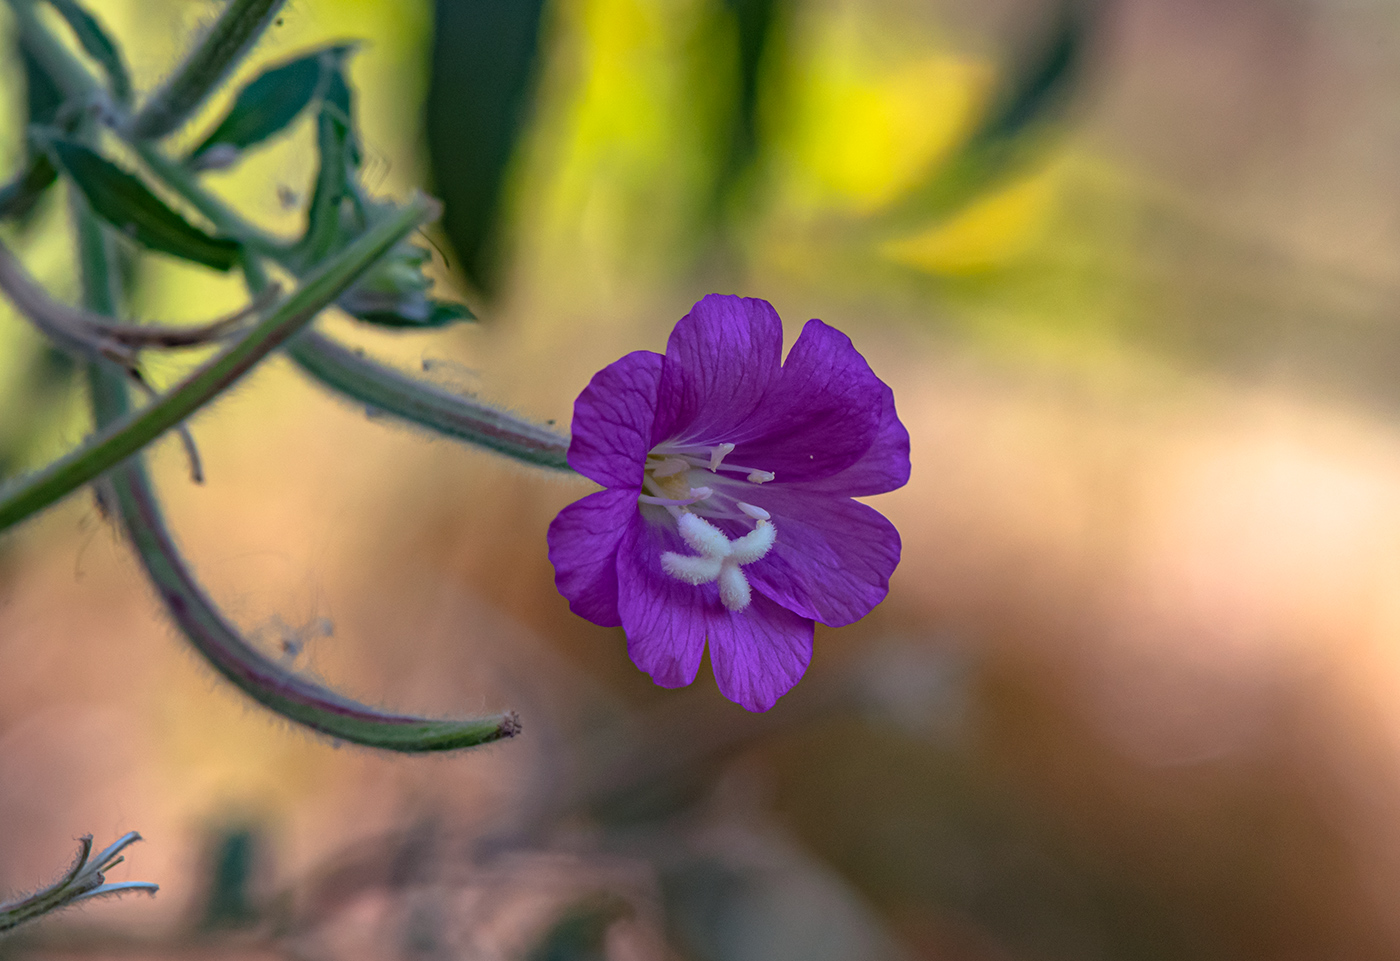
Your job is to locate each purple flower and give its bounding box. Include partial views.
[547,295,910,711]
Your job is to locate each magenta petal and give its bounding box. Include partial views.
[731,320,886,482]
[705,595,814,712]
[797,380,911,496]
[742,489,901,626]
[568,350,663,488]
[651,295,784,446]
[547,487,637,627]
[617,513,708,689]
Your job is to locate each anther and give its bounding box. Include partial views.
[746,470,775,484]
[709,443,736,471]
[737,502,770,521]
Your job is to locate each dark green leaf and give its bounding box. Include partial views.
[971,0,1089,150]
[290,59,360,268]
[198,827,262,930]
[337,239,474,328]
[879,0,1094,231]
[0,153,57,221]
[47,138,241,270]
[187,45,350,167]
[711,0,780,210]
[22,46,64,128]
[426,0,547,298]
[349,298,474,329]
[46,0,132,105]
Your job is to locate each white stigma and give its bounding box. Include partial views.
[660,514,776,612]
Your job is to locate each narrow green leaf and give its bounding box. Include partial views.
[0,153,57,221]
[46,0,132,105]
[290,59,360,269]
[47,137,241,270]
[346,299,472,329]
[356,298,474,328]
[187,46,350,166]
[336,238,474,328]
[426,0,547,297]
[22,45,65,129]
[712,0,779,206]
[878,0,1093,231]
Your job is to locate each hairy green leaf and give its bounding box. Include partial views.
[187,45,351,167]
[47,137,241,270]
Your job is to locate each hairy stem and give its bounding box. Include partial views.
[0,834,156,935]
[287,332,571,470]
[0,196,436,533]
[125,0,288,140]
[76,207,519,752]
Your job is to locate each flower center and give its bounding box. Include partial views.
[639,441,776,612]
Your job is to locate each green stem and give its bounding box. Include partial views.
[103,451,521,749]
[125,0,288,140]
[0,834,156,934]
[288,332,571,470]
[76,207,517,752]
[0,196,435,533]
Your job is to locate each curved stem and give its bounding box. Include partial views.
[100,441,520,750]
[0,235,273,357]
[0,834,156,935]
[0,196,436,533]
[77,209,519,752]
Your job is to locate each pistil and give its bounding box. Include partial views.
[659,513,776,612]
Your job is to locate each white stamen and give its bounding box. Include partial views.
[718,565,752,611]
[661,551,724,585]
[746,470,775,484]
[687,486,714,501]
[677,512,731,558]
[737,502,770,521]
[651,457,690,478]
[729,519,776,565]
[709,442,736,471]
